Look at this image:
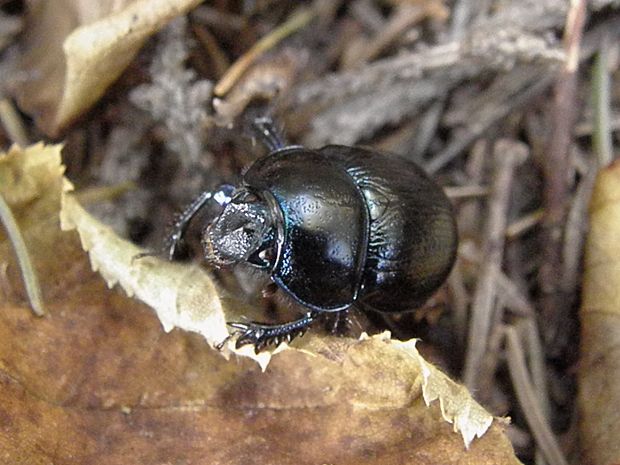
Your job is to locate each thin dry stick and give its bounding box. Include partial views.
[562,161,597,298]
[506,209,544,240]
[191,5,246,31]
[0,194,45,316]
[344,3,445,68]
[519,318,552,465]
[192,23,230,79]
[444,184,489,199]
[538,0,587,351]
[478,313,507,405]
[0,98,29,147]
[213,7,315,97]
[411,103,444,160]
[410,0,476,160]
[350,0,384,33]
[591,32,614,167]
[496,274,535,317]
[0,99,41,316]
[463,140,527,390]
[447,261,469,346]
[505,325,569,465]
[456,138,487,235]
[457,243,535,317]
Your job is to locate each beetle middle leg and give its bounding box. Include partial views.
[252,117,287,152]
[229,311,319,353]
[323,309,352,335]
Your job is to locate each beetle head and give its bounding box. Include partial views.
[203,189,274,268]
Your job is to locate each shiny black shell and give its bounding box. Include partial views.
[244,145,458,314]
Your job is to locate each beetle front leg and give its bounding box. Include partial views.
[134,185,234,261]
[162,185,234,260]
[229,311,319,353]
[163,191,212,260]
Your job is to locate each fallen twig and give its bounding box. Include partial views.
[463,139,527,391]
[538,0,587,352]
[505,325,568,465]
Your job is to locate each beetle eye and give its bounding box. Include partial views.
[258,248,272,262]
[238,192,259,203]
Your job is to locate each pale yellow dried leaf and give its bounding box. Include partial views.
[386,335,494,448]
[16,0,201,135]
[579,160,620,465]
[59,191,228,345]
[59,186,278,368]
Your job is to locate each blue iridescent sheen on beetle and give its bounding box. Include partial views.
[163,118,458,352]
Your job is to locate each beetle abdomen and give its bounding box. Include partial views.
[321,145,458,312]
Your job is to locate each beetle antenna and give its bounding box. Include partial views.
[252,116,287,152]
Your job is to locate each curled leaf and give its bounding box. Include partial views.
[15,0,202,135]
[60,192,228,347]
[579,160,620,465]
[59,184,279,368]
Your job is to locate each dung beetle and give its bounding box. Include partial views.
[163,117,458,352]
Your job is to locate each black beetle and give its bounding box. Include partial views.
[162,117,458,352]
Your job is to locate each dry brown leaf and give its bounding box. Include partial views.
[0,143,522,464]
[579,160,620,465]
[15,0,201,136]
